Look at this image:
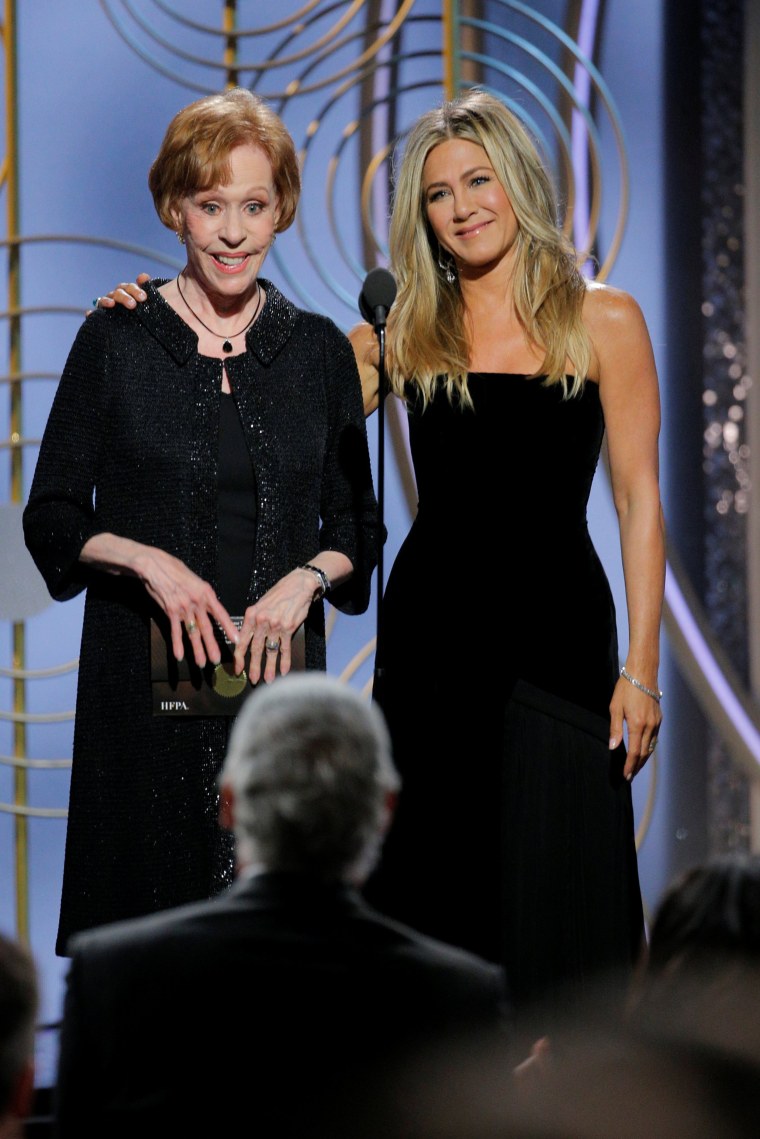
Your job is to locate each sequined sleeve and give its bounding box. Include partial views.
[23,313,111,600]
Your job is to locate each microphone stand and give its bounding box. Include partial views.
[375,321,387,687]
[358,267,396,691]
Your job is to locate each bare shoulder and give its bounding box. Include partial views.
[582,281,658,397]
[587,277,647,323]
[582,281,653,366]
[583,280,647,334]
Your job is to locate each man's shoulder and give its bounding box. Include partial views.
[67,890,233,961]
[357,903,505,990]
[66,883,505,1005]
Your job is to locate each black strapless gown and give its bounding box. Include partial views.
[367,374,644,1018]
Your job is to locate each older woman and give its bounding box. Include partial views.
[24,88,379,955]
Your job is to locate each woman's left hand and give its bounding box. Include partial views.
[233,568,317,685]
[609,676,662,781]
[89,274,151,315]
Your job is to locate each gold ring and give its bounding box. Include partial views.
[186,620,197,634]
[265,639,279,652]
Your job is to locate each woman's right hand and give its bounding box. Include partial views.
[80,533,238,667]
[91,272,151,312]
[135,546,239,668]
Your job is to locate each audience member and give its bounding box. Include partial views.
[53,674,508,1138]
[360,854,760,1138]
[625,852,760,1066]
[0,931,38,1139]
[355,976,760,1138]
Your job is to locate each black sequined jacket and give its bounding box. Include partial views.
[23,280,381,954]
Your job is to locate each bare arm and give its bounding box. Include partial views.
[588,285,665,780]
[347,321,382,418]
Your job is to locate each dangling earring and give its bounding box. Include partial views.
[437,246,456,286]
[176,231,185,245]
[270,233,277,246]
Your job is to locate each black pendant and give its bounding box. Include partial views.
[222,340,233,353]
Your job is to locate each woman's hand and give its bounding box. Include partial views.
[90,273,151,313]
[133,546,239,668]
[80,532,238,668]
[512,1036,551,1089]
[233,567,318,685]
[609,673,662,781]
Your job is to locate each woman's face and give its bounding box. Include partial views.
[177,142,278,303]
[422,138,519,275]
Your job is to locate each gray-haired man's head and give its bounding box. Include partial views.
[220,674,400,883]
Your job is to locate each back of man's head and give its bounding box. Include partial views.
[0,931,38,1125]
[220,674,400,882]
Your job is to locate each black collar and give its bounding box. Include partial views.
[132,277,298,367]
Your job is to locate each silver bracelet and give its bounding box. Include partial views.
[620,667,662,703]
[300,563,330,601]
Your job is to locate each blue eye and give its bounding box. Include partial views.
[201,203,220,215]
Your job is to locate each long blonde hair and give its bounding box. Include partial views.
[387,89,591,406]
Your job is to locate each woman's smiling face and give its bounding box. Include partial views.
[423,137,519,275]
[177,142,278,304]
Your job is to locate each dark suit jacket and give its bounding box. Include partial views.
[54,872,509,1137]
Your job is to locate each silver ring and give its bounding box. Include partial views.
[265,639,279,652]
[92,297,100,307]
[647,738,657,753]
[186,620,197,634]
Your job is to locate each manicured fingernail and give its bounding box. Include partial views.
[609,737,618,750]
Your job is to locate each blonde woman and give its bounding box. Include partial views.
[97,89,664,1019]
[351,89,664,1019]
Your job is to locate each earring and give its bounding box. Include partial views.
[437,246,456,286]
[176,231,185,245]
[270,233,277,245]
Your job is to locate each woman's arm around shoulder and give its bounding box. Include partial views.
[348,320,381,418]
[89,273,151,314]
[584,282,665,781]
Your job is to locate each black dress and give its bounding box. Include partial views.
[23,281,380,954]
[367,373,644,1017]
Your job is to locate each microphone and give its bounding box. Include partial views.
[359,267,397,328]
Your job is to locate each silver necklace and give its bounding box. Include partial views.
[176,274,262,353]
